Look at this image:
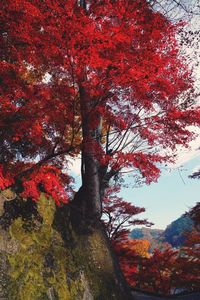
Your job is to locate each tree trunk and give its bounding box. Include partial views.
[0,192,133,300]
[76,85,102,220]
[62,72,132,297]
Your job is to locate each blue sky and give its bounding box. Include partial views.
[120,156,200,229]
[71,153,200,230]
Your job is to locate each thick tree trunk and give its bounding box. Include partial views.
[77,85,102,220]
[64,77,132,297]
[0,192,133,300]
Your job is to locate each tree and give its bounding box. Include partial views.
[175,230,200,292]
[102,186,153,241]
[134,247,178,294]
[132,230,200,295]
[1,0,200,298]
[121,216,200,295]
[102,186,152,287]
[114,238,151,287]
[104,199,200,295]
[1,0,200,213]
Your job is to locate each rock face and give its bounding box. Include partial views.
[0,192,199,300]
[0,193,131,300]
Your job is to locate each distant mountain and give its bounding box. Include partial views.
[162,215,193,247]
[130,215,194,250]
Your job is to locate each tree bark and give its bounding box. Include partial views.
[73,85,102,221]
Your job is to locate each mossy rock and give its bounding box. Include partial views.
[0,193,131,300]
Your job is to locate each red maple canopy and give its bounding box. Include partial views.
[1,0,200,208]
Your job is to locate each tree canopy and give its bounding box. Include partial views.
[1,0,200,214]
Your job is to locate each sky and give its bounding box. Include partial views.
[120,156,200,229]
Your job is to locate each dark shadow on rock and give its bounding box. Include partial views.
[0,197,41,229]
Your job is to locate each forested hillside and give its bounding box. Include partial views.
[162,215,194,247]
[130,215,194,249]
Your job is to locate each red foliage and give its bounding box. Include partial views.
[121,231,200,294]
[20,166,72,205]
[102,186,153,241]
[135,248,179,294]
[113,238,150,286]
[102,186,152,286]
[1,0,200,203]
[174,230,200,292]
[103,191,200,294]
[114,233,200,295]
[0,165,14,190]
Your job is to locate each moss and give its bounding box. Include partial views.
[7,194,84,300]
[77,233,119,299]
[0,253,10,299]
[2,193,127,299]
[58,224,122,300]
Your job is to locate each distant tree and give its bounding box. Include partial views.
[132,232,200,295]
[114,239,151,287]
[104,196,200,295]
[135,247,178,294]
[102,186,152,286]
[129,229,200,295]
[130,227,165,251]
[175,230,200,292]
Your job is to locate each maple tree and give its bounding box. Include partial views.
[134,247,178,294]
[2,1,200,298]
[114,238,151,287]
[115,233,200,295]
[1,0,200,219]
[102,186,152,241]
[103,195,177,293]
[134,230,200,295]
[102,186,152,286]
[175,230,200,292]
